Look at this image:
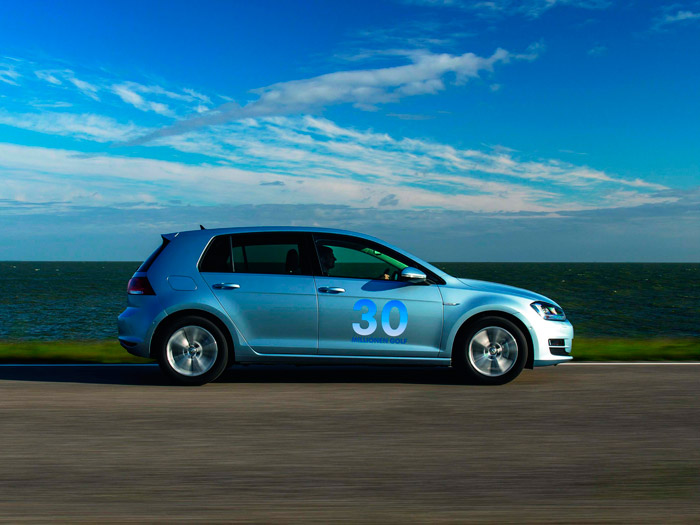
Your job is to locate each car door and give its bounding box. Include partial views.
[313,234,444,358]
[200,231,318,355]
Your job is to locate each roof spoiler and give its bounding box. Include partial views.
[161,226,204,240]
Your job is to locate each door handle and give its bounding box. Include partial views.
[213,283,240,290]
[319,286,345,294]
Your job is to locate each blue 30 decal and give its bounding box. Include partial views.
[353,299,407,337]
[352,299,377,336]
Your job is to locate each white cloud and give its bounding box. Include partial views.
[112,83,175,116]
[655,9,700,28]
[183,87,212,105]
[0,111,141,142]
[0,53,671,218]
[0,66,20,86]
[33,68,100,100]
[587,45,607,56]
[286,117,667,191]
[346,21,475,54]
[0,141,614,215]
[134,115,669,209]
[385,112,435,120]
[403,0,610,18]
[109,81,210,115]
[0,110,672,218]
[137,83,209,104]
[148,101,172,116]
[127,47,534,144]
[29,100,74,109]
[68,76,100,100]
[28,64,209,115]
[112,84,144,106]
[252,48,512,107]
[35,70,63,85]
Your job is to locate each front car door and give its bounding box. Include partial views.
[313,234,444,358]
[200,231,318,355]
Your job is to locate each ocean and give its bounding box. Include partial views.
[1,262,698,341]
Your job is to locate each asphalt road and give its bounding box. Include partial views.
[0,364,698,523]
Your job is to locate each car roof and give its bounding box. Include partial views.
[168,226,376,237]
[166,227,411,252]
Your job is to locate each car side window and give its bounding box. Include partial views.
[199,235,232,273]
[199,233,312,275]
[315,238,408,280]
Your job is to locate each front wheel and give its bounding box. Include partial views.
[453,316,528,385]
[158,316,229,385]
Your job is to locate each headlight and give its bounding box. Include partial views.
[531,301,566,321]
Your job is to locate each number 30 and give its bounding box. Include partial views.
[353,299,407,337]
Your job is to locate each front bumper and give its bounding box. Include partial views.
[532,319,574,367]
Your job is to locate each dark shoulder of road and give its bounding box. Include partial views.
[0,364,698,522]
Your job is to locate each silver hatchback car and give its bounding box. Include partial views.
[118,227,573,385]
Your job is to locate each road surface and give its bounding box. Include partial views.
[0,364,698,522]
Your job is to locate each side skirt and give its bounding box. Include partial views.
[236,354,452,366]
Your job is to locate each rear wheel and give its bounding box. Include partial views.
[453,316,528,385]
[158,316,228,385]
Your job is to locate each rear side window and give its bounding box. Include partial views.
[138,238,170,272]
[199,235,232,273]
[199,233,312,275]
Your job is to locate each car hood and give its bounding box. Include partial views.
[456,278,555,304]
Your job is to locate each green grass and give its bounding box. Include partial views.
[0,341,153,364]
[0,338,699,364]
[571,337,700,362]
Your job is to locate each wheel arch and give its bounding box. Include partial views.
[150,308,236,364]
[451,310,534,369]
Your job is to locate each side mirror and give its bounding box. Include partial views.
[400,267,427,283]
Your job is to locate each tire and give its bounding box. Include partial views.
[453,316,528,385]
[157,315,229,386]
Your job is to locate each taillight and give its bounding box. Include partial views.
[127,277,155,295]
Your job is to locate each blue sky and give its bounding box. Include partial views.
[1,0,699,261]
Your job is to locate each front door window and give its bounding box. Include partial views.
[315,238,408,281]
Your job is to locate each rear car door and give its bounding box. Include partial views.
[200,232,318,355]
[313,234,444,358]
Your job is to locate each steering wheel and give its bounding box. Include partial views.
[375,268,400,280]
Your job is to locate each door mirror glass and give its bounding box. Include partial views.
[400,267,427,283]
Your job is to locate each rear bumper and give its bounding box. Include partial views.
[117,301,163,358]
[119,337,149,358]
